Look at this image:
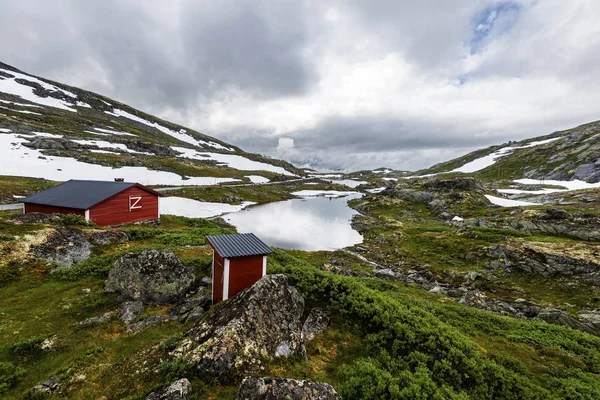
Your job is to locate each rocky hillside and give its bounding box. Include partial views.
[0,61,303,189]
[415,120,600,183]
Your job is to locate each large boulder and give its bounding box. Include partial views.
[422,177,484,192]
[104,250,195,304]
[384,188,437,204]
[173,274,305,381]
[30,227,91,270]
[236,377,341,400]
[146,379,191,400]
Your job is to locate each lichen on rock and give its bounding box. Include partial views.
[236,377,341,400]
[172,274,305,382]
[104,250,195,304]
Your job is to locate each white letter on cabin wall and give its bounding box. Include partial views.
[262,256,267,277]
[223,258,230,300]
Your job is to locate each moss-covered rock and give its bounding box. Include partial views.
[173,274,305,382]
[104,250,195,304]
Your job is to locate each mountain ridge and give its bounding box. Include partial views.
[0,61,304,186]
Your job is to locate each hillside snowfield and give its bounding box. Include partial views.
[450,138,562,174]
[172,146,295,176]
[0,67,85,111]
[0,133,237,186]
[106,108,233,151]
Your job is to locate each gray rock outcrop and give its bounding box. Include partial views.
[384,188,437,204]
[302,308,331,342]
[118,301,145,324]
[173,274,305,381]
[89,230,129,246]
[146,378,191,400]
[12,212,60,224]
[236,377,341,400]
[30,227,91,270]
[30,375,61,397]
[104,250,195,304]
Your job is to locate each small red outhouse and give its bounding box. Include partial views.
[207,233,274,304]
[22,179,164,226]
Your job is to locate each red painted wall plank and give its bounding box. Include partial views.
[88,186,159,226]
[228,255,263,299]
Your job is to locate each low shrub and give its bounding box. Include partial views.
[8,335,47,356]
[0,362,26,395]
[122,228,163,241]
[269,250,600,399]
[57,214,91,226]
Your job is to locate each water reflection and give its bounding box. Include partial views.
[223,193,363,251]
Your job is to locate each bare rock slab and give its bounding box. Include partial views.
[302,308,330,342]
[30,227,91,270]
[173,274,305,381]
[236,377,341,400]
[104,250,195,304]
[146,378,191,400]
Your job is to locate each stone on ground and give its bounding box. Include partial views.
[146,378,191,400]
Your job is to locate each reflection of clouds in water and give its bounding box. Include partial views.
[224,195,363,251]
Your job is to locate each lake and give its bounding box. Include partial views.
[223,193,363,251]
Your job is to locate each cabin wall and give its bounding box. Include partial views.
[228,255,264,299]
[89,186,159,226]
[24,203,84,217]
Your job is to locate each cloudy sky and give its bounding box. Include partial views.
[1,0,600,171]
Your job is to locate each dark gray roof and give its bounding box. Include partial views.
[23,180,147,209]
[207,233,274,258]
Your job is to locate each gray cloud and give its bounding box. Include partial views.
[1,0,600,172]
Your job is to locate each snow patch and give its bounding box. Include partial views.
[90,149,120,155]
[292,190,358,198]
[484,195,538,207]
[0,106,42,115]
[513,179,600,191]
[0,67,79,111]
[329,179,367,188]
[0,133,239,186]
[160,197,255,218]
[105,108,232,150]
[451,137,563,174]
[0,128,11,133]
[366,187,386,193]
[0,99,41,108]
[72,139,153,155]
[172,146,296,176]
[246,175,270,184]
[94,127,137,137]
[309,174,342,178]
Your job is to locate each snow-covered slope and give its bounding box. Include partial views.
[0,61,301,185]
[414,120,600,183]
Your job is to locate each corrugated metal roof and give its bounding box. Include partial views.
[23,179,142,209]
[207,233,274,258]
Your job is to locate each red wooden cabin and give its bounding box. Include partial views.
[207,233,274,304]
[22,179,164,226]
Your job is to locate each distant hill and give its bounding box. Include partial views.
[414,120,600,183]
[0,61,303,186]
